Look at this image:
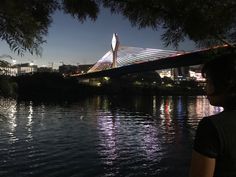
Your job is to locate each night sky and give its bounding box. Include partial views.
[0,8,196,68]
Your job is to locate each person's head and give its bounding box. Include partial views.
[202,53,236,108]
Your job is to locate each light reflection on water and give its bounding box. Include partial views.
[27,101,33,140]
[0,96,223,177]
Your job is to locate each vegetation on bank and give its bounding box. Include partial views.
[15,72,87,99]
[0,75,17,98]
[98,73,205,96]
[0,72,205,99]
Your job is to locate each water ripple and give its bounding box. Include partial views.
[0,96,222,177]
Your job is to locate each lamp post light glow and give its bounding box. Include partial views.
[12,59,16,65]
[29,61,34,66]
[111,33,119,68]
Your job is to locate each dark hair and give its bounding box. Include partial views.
[202,53,236,106]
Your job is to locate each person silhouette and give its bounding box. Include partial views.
[190,52,236,177]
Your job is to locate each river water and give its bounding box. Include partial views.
[0,96,223,177]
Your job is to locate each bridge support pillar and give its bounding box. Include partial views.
[112,51,117,68]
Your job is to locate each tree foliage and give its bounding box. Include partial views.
[62,0,99,22]
[101,0,236,48]
[0,0,236,56]
[0,0,59,55]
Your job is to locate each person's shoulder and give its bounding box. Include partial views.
[203,111,229,121]
[194,115,220,158]
[198,116,213,128]
[200,113,220,123]
[205,111,224,119]
[205,110,236,129]
[199,112,223,129]
[197,116,216,133]
[210,110,236,121]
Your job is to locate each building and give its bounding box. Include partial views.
[59,64,79,75]
[0,60,17,76]
[189,65,205,81]
[59,64,93,75]
[14,63,38,75]
[157,69,172,79]
[37,67,53,73]
[77,64,93,74]
[0,66,18,76]
[173,66,190,81]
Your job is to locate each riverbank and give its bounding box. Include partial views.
[0,75,17,98]
[0,72,205,100]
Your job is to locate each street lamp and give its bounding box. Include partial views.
[29,61,34,66]
[29,61,34,73]
[12,59,16,65]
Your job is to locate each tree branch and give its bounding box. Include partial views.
[214,34,235,47]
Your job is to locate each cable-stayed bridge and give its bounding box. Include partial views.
[71,45,228,79]
[88,46,183,72]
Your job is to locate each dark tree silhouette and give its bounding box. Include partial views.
[0,0,235,56]
[62,0,99,22]
[0,0,58,55]
[101,0,236,47]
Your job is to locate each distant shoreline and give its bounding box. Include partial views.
[0,73,205,100]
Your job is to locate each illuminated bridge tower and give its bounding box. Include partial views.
[111,33,119,68]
